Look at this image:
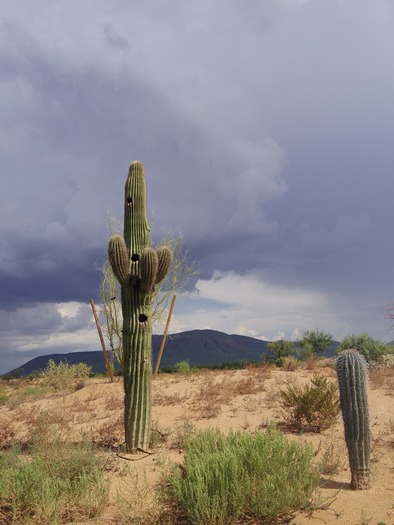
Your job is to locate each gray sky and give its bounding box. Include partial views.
[1,0,394,374]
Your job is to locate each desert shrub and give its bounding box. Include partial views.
[165,424,320,525]
[0,387,9,405]
[149,420,166,449]
[0,416,15,449]
[0,435,108,524]
[295,341,315,361]
[279,375,339,432]
[337,333,390,363]
[317,431,346,476]
[297,330,333,356]
[174,360,196,375]
[41,359,91,390]
[280,356,299,371]
[267,339,295,365]
[74,379,86,390]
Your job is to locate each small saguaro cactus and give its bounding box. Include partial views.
[108,161,172,453]
[336,349,371,489]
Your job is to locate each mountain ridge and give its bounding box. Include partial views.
[2,329,337,378]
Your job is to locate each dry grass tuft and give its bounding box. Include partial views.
[153,391,190,406]
[369,363,394,394]
[169,418,196,450]
[0,416,16,449]
[93,414,124,448]
[115,470,168,525]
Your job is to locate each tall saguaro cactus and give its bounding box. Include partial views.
[336,349,371,489]
[108,161,172,452]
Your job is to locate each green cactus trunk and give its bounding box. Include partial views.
[122,286,152,451]
[336,349,371,489]
[108,161,172,453]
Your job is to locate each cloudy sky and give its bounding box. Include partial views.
[1,0,394,374]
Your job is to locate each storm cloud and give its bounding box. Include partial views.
[1,1,394,373]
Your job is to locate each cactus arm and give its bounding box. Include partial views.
[108,235,131,286]
[140,248,159,293]
[336,349,371,489]
[155,245,172,284]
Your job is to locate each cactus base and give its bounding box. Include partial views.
[351,469,370,490]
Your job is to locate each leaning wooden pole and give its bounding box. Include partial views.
[90,298,114,383]
[153,294,177,379]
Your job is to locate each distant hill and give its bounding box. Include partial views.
[3,330,272,378]
[3,329,339,378]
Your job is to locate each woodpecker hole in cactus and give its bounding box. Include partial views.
[138,314,148,324]
[127,197,133,206]
[131,253,140,262]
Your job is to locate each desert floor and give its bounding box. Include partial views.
[0,362,393,525]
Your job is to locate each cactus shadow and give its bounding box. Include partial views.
[320,478,350,490]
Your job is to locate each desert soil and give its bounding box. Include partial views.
[1,363,393,525]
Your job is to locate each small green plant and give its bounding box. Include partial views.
[41,359,91,390]
[165,424,320,525]
[279,374,340,432]
[0,434,108,524]
[174,360,196,375]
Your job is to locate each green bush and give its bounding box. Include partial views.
[279,375,340,432]
[337,333,390,363]
[165,424,320,525]
[173,360,196,375]
[0,436,108,524]
[267,339,295,366]
[41,359,91,390]
[297,330,333,356]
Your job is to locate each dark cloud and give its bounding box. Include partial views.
[1,1,394,374]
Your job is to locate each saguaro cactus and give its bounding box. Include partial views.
[336,349,371,489]
[108,161,172,452]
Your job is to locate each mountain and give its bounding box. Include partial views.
[3,329,272,378]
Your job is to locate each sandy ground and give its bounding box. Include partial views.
[0,363,393,525]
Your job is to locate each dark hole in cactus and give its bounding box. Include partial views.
[131,253,140,262]
[139,314,148,323]
[127,197,133,206]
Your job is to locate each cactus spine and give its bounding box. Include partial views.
[336,349,371,489]
[108,161,172,452]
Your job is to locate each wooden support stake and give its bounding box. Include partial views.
[90,298,114,383]
[153,294,177,380]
